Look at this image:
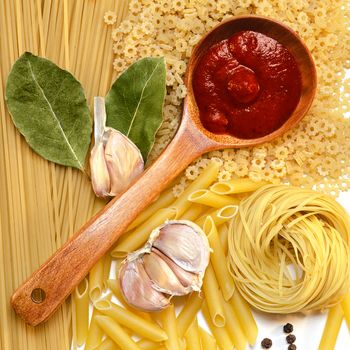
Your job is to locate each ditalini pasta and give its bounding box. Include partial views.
[229,185,350,313]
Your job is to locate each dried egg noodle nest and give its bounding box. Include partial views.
[228,185,350,313]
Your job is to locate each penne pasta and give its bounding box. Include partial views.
[161,304,181,350]
[210,178,269,195]
[136,339,165,350]
[188,189,239,208]
[202,302,233,350]
[95,315,141,350]
[177,293,203,337]
[219,223,229,255]
[170,161,221,216]
[184,318,201,350]
[84,310,104,350]
[202,263,226,327]
[203,216,235,301]
[127,188,174,231]
[74,278,89,346]
[230,291,258,346]
[179,204,204,221]
[220,292,247,350]
[199,327,217,350]
[94,298,168,342]
[89,257,105,301]
[95,338,120,350]
[319,305,344,350]
[111,207,177,258]
[341,293,350,330]
[195,205,238,227]
[102,254,112,290]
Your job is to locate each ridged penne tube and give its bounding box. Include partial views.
[137,339,165,350]
[319,305,344,350]
[93,299,168,342]
[161,304,181,350]
[220,292,247,350]
[103,254,112,290]
[202,263,225,327]
[177,293,203,337]
[89,257,104,301]
[203,216,235,301]
[95,315,141,350]
[74,278,89,346]
[179,204,204,221]
[127,188,174,231]
[230,291,258,345]
[195,205,238,227]
[188,189,239,208]
[341,293,350,329]
[95,338,120,350]
[199,327,217,350]
[219,224,229,255]
[170,161,221,216]
[85,310,103,350]
[111,207,177,258]
[210,178,269,195]
[184,318,201,350]
[202,303,233,350]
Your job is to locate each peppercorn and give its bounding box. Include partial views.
[283,323,294,333]
[288,345,297,350]
[261,338,272,349]
[286,334,296,344]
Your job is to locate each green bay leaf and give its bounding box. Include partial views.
[5,52,92,170]
[105,57,166,161]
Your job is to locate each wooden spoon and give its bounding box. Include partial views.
[11,15,316,326]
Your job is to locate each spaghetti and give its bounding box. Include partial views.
[228,185,350,313]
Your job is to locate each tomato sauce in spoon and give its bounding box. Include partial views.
[193,30,302,139]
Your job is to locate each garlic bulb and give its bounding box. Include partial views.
[90,97,144,198]
[118,220,210,311]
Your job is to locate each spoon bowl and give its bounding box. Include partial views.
[185,15,317,147]
[11,15,317,326]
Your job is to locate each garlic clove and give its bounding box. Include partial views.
[90,142,111,198]
[152,248,200,290]
[152,221,210,276]
[118,258,170,311]
[104,129,144,196]
[142,251,190,296]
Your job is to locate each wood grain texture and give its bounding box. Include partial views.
[11,15,317,326]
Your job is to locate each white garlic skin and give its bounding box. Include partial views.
[90,97,144,198]
[118,220,210,312]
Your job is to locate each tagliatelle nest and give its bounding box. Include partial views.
[105,0,350,197]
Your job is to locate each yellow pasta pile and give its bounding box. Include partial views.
[228,185,350,314]
[73,161,262,350]
[105,0,350,196]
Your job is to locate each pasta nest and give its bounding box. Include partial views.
[228,185,350,313]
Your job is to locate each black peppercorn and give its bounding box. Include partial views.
[288,345,297,350]
[261,338,272,349]
[283,323,294,333]
[286,334,296,344]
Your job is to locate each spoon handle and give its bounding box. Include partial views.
[11,106,214,326]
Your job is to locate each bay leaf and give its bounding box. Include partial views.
[5,52,91,170]
[105,57,166,161]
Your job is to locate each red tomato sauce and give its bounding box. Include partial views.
[193,31,302,139]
